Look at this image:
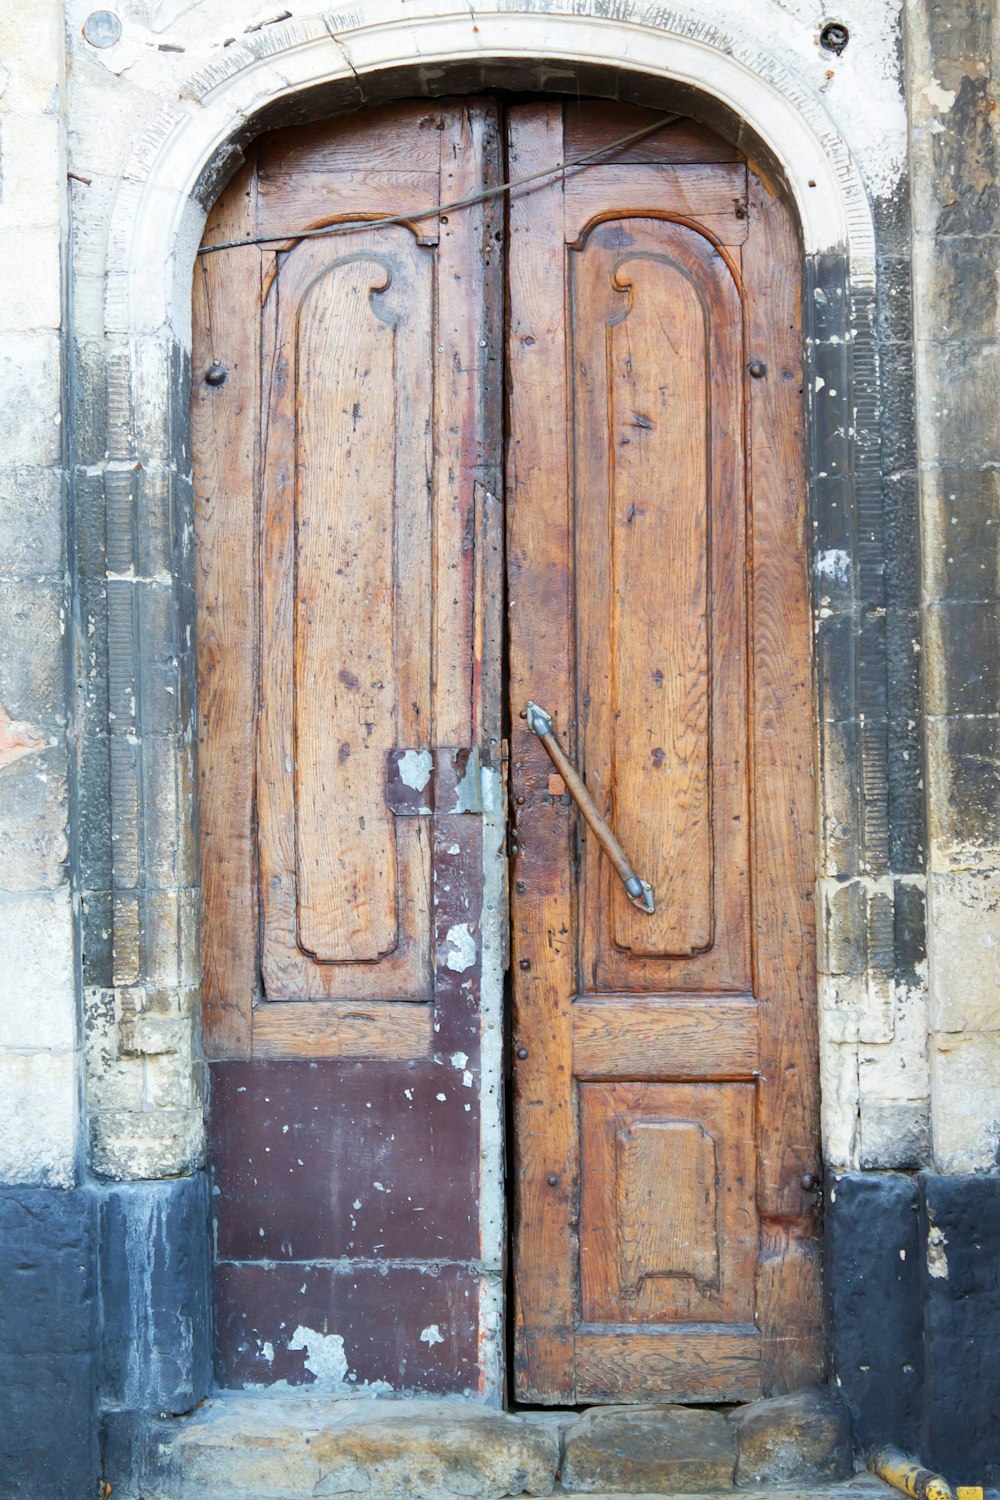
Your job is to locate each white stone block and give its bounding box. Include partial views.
[0,332,63,466]
[0,889,75,1049]
[90,1105,204,1181]
[0,228,62,331]
[0,114,64,231]
[820,1037,860,1170]
[931,1031,1000,1173]
[0,1049,77,1186]
[928,870,1000,1034]
[0,0,62,113]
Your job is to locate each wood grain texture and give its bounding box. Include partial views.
[293,253,402,962]
[256,229,433,1003]
[563,103,741,165]
[507,101,577,1404]
[742,168,823,1388]
[565,165,748,247]
[250,1000,433,1059]
[193,152,261,1060]
[579,1081,756,1326]
[572,997,759,1079]
[574,219,750,995]
[575,1327,761,1403]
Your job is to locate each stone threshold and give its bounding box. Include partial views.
[108,1388,895,1500]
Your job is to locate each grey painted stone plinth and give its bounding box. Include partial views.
[733,1390,853,1487]
[562,1406,735,1494]
[100,1172,213,1416]
[0,1187,99,1499]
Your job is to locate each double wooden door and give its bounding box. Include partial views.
[194,96,821,1404]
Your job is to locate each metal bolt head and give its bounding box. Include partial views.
[547,1175,559,1187]
[204,362,228,387]
[800,1171,818,1191]
[83,10,122,47]
[748,359,767,380]
[516,1047,528,1060]
[819,21,849,55]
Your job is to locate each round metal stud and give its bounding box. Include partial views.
[83,10,122,47]
[204,362,228,387]
[748,359,767,380]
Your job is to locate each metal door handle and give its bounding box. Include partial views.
[525,702,654,914]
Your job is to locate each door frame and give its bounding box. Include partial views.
[80,13,902,1400]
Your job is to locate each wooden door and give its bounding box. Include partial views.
[506,102,821,1403]
[193,101,508,1393]
[194,94,820,1404]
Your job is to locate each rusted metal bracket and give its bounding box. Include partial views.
[386,747,483,815]
[525,701,654,914]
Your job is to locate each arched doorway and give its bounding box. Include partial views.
[192,93,819,1403]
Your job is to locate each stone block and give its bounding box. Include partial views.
[920,1174,1000,1484]
[0,1188,98,1494]
[928,870,1000,1034]
[0,464,64,575]
[733,1388,852,1486]
[925,601,1000,716]
[561,1405,734,1493]
[858,1100,929,1171]
[90,1104,204,1180]
[818,1028,860,1168]
[0,2,62,114]
[930,1031,1000,1173]
[825,1170,922,1453]
[0,1049,77,1186]
[926,714,1000,865]
[923,467,1000,605]
[182,1398,560,1499]
[100,1174,213,1415]
[0,1350,98,1499]
[0,331,62,467]
[0,888,75,1047]
[0,1185,97,1352]
[925,342,1000,470]
[0,746,69,889]
[0,226,62,331]
[0,112,63,231]
[0,577,66,727]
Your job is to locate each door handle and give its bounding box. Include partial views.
[525,702,655,914]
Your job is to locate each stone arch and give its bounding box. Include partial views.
[87,3,885,1178]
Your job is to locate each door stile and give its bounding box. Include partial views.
[507,101,579,1403]
[743,168,823,1391]
[193,149,263,1060]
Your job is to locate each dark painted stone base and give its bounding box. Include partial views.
[100,1173,214,1415]
[826,1170,1000,1485]
[0,1174,212,1500]
[0,1187,99,1499]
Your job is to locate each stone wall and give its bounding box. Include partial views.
[0,0,76,1188]
[908,0,1000,1176]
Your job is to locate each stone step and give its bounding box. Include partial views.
[109,1391,893,1500]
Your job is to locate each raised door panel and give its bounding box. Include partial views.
[573,216,750,993]
[257,226,435,1000]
